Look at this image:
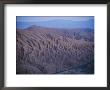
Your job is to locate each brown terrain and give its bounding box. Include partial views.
[16,25,94,74]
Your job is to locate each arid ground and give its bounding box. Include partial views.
[16,25,94,74]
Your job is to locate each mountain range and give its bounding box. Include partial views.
[17,19,94,29]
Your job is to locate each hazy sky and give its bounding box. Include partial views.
[17,16,94,22]
[16,16,94,29]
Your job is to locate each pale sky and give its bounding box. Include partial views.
[17,16,94,22]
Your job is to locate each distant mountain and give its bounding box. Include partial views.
[16,19,94,29]
[16,26,94,74]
